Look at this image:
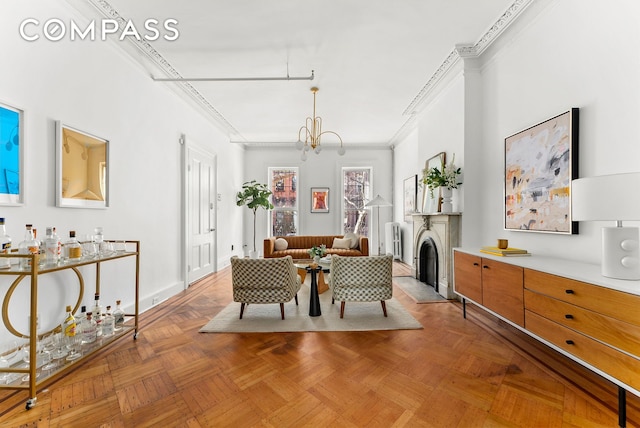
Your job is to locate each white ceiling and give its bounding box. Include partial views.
[73,0,516,146]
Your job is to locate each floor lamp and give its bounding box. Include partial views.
[365,194,391,255]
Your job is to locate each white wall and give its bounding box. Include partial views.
[393,0,640,268]
[0,0,244,340]
[243,145,392,255]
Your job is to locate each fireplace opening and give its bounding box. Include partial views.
[419,237,438,292]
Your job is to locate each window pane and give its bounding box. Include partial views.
[270,169,297,208]
[272,210,297,236]
[342,168,371,236]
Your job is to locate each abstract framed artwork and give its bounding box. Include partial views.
[56,121,110,209]
[403,175,417,221]
[504,108,579,234]
[311,187,329,213]
[0,101,24,205]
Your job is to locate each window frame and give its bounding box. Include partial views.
[341,166,372,237]
[268,166,299,237]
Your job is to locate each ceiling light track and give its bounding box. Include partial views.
[152,70,314,82]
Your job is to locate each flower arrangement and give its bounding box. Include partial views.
[421,154,462,197]
[308,244,327,258]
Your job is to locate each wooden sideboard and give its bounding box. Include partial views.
[453,248,640,427]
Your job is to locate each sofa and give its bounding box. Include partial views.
[264,234,369,259]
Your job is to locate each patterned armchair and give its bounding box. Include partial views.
[230,256,302,320]
[328,254,394,318]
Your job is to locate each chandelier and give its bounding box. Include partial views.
[295,87,345,161]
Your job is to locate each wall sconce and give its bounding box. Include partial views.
[572,172,640,280]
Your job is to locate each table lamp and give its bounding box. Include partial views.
[365,194,391,256]
[572,172,640,280]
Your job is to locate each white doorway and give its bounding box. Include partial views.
[183,137,217,287]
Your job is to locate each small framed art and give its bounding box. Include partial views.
[311,187,329,213]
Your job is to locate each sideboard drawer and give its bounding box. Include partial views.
[524,269,640,326]
[524,290,640,358]
[526,310,640,392]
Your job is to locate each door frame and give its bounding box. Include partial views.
[182,134,217,289]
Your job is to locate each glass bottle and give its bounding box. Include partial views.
[44,227,60,266]
[18,224,39,269]
[113,300,125,331]
[52,227,61,260]
[81,312,97,344]
[0,218,11,269]
[62,305,76,338]
[93,293,103,336]
[64,231,82,262]
[102,306,115,336]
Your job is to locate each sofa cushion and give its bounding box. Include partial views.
[332,237,352,249]
[274,237,288,251]
[343,232,359,249]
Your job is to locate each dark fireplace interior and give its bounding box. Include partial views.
[419,237,438,292]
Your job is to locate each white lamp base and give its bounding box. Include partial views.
[602,227,640,280]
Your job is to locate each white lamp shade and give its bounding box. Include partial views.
[572,172,640,221]
[365,194,391,207]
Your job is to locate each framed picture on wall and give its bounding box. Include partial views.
[504,108,579,234]
[403,175,417,222]
[311,187,329,213]
[0,100,24,205]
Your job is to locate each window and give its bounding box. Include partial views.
[342,167,371,236]
[268,167,298,236]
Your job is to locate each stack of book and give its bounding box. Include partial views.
[480,246,531,257]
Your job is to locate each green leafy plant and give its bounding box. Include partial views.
[421,155,462,197]
[308,245,327,258]
[236,180,274,253]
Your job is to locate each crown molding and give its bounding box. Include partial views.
[82,0,241,138]
[402,0,533,116]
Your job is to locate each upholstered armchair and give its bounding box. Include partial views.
[328,254,394,318]
[230,255,302,320]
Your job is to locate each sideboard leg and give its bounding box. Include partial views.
[619,386,626,428]
[462,298,466,319]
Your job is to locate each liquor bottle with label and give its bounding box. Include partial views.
[102,306,115,336]
[64,231,82,262]
[0,218,11,269]
[62,305,76,338]
[44,227,60,266]
[81,312,97,344]
[93,293,103,336]
[113,300,125,331]
[18,224,39,269]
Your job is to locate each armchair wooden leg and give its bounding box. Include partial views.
[280,303,285,320]
[295,294,299,305]
[381,300,388,317]
[340,301,345,318]
[332,297,335,304]
[240,303,246,319]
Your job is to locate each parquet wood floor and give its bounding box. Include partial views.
[0,262,637,427]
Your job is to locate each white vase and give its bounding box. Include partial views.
[440,187,453,213]
[313,255,321,264]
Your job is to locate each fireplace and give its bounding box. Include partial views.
[412,213,461,299]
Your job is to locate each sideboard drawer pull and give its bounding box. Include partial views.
[565,314,574,319]
[473,262,479,266]
[565,340,575,345]
[482,265,489,269]
[565,289,574,294]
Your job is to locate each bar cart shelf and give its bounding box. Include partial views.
[0,240,140,410]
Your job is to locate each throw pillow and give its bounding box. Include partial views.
[343,232,359,249]
[274,238,288,251]
[332,237,351,249]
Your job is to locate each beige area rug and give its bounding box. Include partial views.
[199,280,423,333]
[393,276,447,304]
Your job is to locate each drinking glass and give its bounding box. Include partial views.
[65,334,82,361]
[114,240,127,253]
[0,340,19,383]
[51,332,68,360]
[40,332,57,371]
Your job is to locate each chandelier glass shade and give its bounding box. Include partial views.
[296,87,345,161]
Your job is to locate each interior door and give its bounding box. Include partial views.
[187,144,217,285]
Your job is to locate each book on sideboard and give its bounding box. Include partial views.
[480,247,531,257]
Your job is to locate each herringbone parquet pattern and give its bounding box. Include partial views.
[0,262,637,427]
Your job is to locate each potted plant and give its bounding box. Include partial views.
[421,155,462,212]
[236,180,274,258]
[307,244,327,263]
